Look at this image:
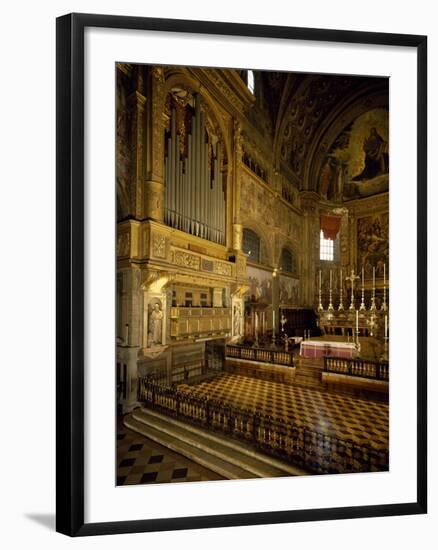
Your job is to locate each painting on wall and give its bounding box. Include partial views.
[320,108,389,200]
[279,275,300,306]
[246,266,273,304]
[357,212,389,279]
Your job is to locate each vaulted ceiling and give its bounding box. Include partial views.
[256,71,389,192]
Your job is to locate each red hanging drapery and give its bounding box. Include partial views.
[320,214,341,240]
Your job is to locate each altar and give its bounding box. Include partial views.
[300,336,358,359]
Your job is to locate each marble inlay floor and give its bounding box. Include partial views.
[178,373,388,450]
[117,421,224,486]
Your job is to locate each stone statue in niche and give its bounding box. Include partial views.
[149,301,164,346]
[233,302,242,337]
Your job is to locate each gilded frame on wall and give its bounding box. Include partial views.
[56,13,427,536]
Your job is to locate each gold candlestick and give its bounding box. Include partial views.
[328,269,334,311]
[380,313,389,361]
[318,269,323,311]
[382,262,388,311]
[359,267,366,311]
[370,266,376,311]
[338,268,344,311]
[355,309,361,353]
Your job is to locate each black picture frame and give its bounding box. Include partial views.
[56,12,427,537]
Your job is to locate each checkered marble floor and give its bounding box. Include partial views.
[178,374,388,450]
[117,421,224,485]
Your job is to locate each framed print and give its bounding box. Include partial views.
[56,13,427,536]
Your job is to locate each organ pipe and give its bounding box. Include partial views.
[163,94,226,245]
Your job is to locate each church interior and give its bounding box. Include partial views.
[116,63,389,485]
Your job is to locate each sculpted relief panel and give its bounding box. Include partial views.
[152,233,167,258]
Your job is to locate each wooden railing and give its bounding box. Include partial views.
[226,345,294,367]
[323,356,389,381]
[137,378,388,475]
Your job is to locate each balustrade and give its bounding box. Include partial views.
[324,356,389,381]
[137,377,388,475]
[226,344,294,366]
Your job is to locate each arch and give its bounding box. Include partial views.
[272,75,388,192]
[304,86,389,192]
[242,227,261,263]
[279,246,296,275]
[240,220,274,267]
[161,71,232,168]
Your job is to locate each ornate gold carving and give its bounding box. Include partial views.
[172,250,200,270]
[145,185,163,221]
[202,70,246,114]
[236,256,247,278]
[151,68,166,181]
[214,262,232,277]
[152,233,166,258]
[233,223,243,251]
[117,232,130,257]
[201,259,214,272]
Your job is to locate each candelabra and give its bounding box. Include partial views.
[366,312,377,337]
[280,315,287,333]
[346,269,359,311]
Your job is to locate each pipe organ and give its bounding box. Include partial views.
[164,94,226,245]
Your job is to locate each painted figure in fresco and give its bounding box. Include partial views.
[357,214,389,277]
[353,127,388,181]
[150,303,163,345]
[319,157,337,199]
[376,259,386,278]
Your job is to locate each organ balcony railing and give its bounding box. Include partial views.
[170,306,231,340]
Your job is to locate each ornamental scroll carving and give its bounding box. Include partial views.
[117,232,130,257]
[152,234,167,258]
[172,250,200,270]
[214,262,232,277]
[205,71,245,114]
[236,257,247,278]
[151,67,166,181]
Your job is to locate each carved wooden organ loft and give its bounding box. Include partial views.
[164,93,226,245]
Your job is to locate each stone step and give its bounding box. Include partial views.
[124,416,254,480]
[296,369,322,378]
[136,408,306,476]
[125,408,307,480]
